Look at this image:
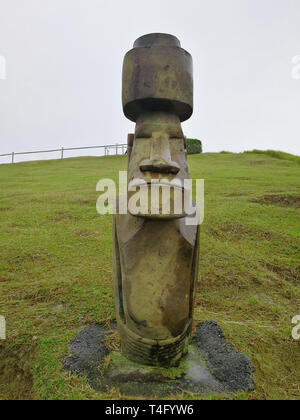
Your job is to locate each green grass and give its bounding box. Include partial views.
[244,149,300,164]
[0,151,299,400]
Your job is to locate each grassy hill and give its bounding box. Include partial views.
[0,152,299,400]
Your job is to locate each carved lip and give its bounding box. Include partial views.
[127,181,191,219]
[128,183,187,197]
[128,180,188,190]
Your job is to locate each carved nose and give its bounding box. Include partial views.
[140,158,180,174]
[139,133,180,175]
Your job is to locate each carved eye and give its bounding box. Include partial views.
[135,134,152,139]
[169,137,184,141]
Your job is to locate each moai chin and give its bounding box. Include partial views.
[113,33,199,367]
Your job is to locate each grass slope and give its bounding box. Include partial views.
[0,152,299,400]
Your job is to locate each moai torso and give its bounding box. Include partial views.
[113,33,199,367]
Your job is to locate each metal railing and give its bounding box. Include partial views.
[0,143,127,164]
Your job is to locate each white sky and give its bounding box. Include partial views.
[0,0,299,163]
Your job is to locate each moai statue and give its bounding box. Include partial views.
[113,33,199,367]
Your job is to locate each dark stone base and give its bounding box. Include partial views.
[62,321,255,397]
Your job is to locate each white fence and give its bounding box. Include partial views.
[0,143,127,164]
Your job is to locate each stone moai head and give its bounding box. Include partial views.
[123,33,193,218]
[113,33,199,368]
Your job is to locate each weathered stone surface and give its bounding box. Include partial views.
[122,33,193,122]
[115,34,199,366]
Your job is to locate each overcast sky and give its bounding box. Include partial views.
[0,0,299,163]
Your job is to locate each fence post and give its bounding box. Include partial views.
[122,145,124,155]
[116,143,118,155]
[61,147,64,159]
[11,152,14,164]
[105,147,107,156]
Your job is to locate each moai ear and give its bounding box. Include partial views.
[184,136,187,151]
[127,133,134,171]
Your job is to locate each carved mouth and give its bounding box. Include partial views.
[127,182,189,219]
